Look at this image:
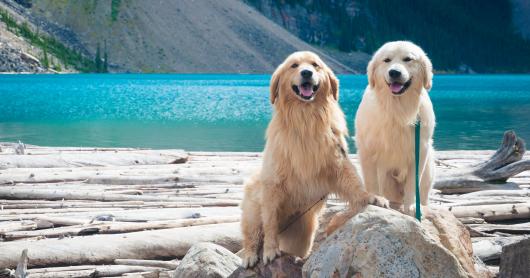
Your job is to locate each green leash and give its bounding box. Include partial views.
[414,119,422,221]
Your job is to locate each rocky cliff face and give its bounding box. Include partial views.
[247,0,370,71]
[249,0,530,73]
[248,0,362,50]
[512,0,530,40]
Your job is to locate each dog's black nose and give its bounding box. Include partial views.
[389,69,401,78]
[301,70,313,78]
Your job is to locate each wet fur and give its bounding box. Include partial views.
[240,51,389,268]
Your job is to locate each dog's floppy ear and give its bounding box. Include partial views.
[327,67,339,101]
[367,59,376,88]
[269,67,281,104]
[421,54,433,91]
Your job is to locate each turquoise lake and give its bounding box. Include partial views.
[0,74,529,152]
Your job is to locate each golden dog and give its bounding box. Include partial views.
[355,41,435,215]
[240,51,389,268]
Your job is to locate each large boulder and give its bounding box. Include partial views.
[499,238,530,278]
[173,242,241,278]
[422,207,489,277]
[303,206,485,278]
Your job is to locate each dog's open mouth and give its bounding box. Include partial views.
[388,78,412,95]
[292,81,319,101]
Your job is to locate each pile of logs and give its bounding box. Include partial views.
[431,131,530,276]
[0,131,529,277]
[0,144,249,277]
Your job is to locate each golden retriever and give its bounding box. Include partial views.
[240,51,389,268]
[355,41,435,215]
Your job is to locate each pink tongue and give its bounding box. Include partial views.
[390,83,404,93]
[300,85,313,97]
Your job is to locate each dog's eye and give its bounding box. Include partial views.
[291,63,299,68]
[312,62,319,68]
[403,57,412,62]
[383,58,391,63]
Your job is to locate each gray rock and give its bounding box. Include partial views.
[499,238,530,278]
[229,254,303,278]
[173,242,241,278]
[303,206,470,278]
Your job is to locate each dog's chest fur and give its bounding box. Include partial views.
[357,88,434,171]
[262,102,347,204]
[372,119,415,169]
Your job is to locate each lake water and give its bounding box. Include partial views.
[0,74,529,152]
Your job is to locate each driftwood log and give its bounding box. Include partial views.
[113,259,179,269]
[0,150,188,168]
[469,223,530,234]
[434,131,530,194]
[27,265,166,278]
[0,187,239,206]
[448,203,530,221]
[0,222,241,268]
[0,206,240,224]
[1,216,240,240]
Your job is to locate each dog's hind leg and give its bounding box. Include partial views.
[379,169,405,211]
[279,200,325,258]
[403,165,417,216]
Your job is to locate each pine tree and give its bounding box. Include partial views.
[95,43,102,73]
[103,51,108,73]
[103,40,109,73]
[42,49,49,69]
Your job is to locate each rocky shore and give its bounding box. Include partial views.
[0,138,528,277]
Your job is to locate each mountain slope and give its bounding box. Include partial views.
[20,0,354,73]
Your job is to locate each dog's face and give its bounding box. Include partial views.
[270,51,338,104]
[367,41,432,96]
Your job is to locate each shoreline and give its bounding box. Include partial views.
[0,143,528,275]
[2,71,530,75]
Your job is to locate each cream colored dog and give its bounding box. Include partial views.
[355,41,435,215]
[240,51,389,268]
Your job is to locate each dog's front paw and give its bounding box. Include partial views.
[325,210,354,235]
[242,253,259,268]
[262,246,281,265]
[368,194,390,209]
